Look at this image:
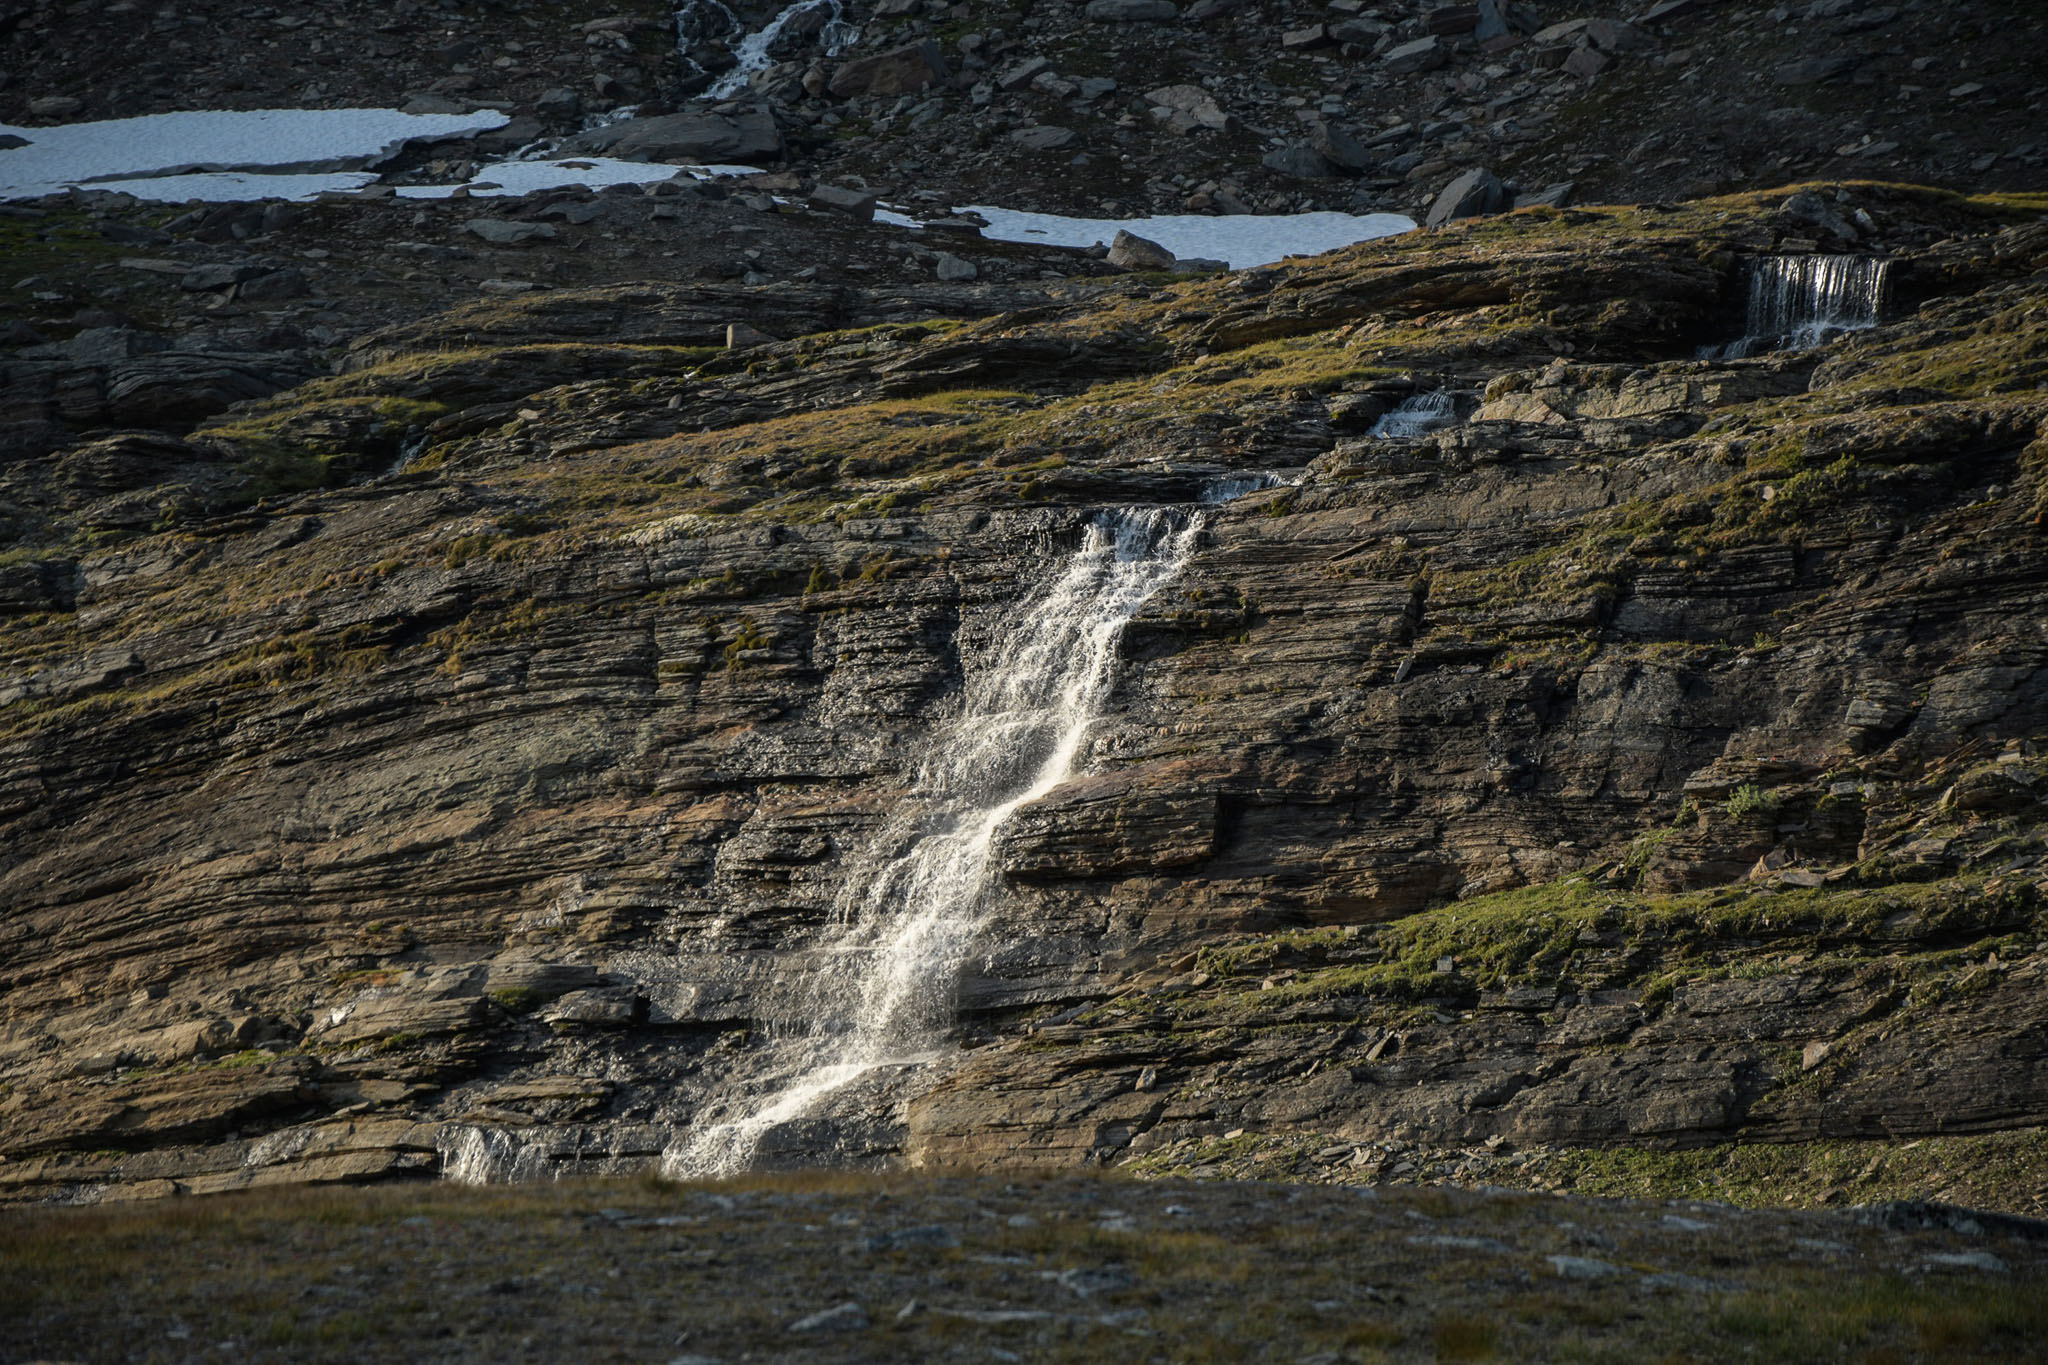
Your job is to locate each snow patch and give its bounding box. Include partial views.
[0,107,511,201]
[958,205,1417,269]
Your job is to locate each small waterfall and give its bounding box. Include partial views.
[1368,390,1457,439]
[383,428,430,478]
[1705,254,1891,358]
[676,0,859,98]
[1201,471,1291,504]
[664,508,1202,1178]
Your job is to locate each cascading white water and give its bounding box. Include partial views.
[1201,470,1290,504]
[1704,254,1891,358]
[664,508,1202,1178]
[1368,390,1457,439]
[676,0,860,99]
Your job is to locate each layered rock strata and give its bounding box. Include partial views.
[3,184,2047,1204]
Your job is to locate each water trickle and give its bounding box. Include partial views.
[664,508,1202,1178]
[384,429,430,478]
[1704,254,1891,358]
[1368,390,1457,440]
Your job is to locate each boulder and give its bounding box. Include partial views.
[1107,230,1177,270]
[997,56,1052,91]
[559,108,782,162]
[1010,125,1081,152]
[827,40,950,98]
[808,184,878,221]
[1331,18,1388,46]
[1426,167,1510,227]
[1563,46,1610,78]
[1147,83,1235,132]
[1513,181,1576,209]
[468,219,558,245]
[1312,123,1374,174]
[535,87,582,119]
[1261,144,1333,178]
[1584,18,1648,51]
[1381,35,1449,74]
[1083,0,1178,20]
[178,263,268,292]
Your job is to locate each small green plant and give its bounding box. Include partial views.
[1725,784,1781,820]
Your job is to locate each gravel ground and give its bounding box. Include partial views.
[5,1172,2045,1363]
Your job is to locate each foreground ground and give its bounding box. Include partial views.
[4,1172,2046,1364]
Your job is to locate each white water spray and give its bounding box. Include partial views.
[1369,390,1457,439]
[664,508,1201,1177]
[1705,254,1891,358]
[676,0,860,99]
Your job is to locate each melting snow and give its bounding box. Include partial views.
[0,107,511,201]
[955,205,1417,269]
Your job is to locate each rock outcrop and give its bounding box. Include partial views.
[3,185,2048,1207]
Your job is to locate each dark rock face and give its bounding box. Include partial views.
[3,192,2048,1202]
[826,41,950,99]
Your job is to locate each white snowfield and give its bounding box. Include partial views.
[955,205,1419,269]
[0,107,510,201]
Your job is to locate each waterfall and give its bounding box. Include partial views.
[675,0,859,98]
[1369,390,1457,439]
[1705,254,1891,358]
[663,508,1202,1178]
[1201,471,1290,504]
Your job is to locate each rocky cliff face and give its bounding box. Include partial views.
[3,182,2046,1209]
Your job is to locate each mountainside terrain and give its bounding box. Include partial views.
[4,0,2044,216]
[3,172,2047,1214]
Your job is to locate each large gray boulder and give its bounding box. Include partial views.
[1312,123,1374,174]
[1107,230,1176,270]
[1426,167,1511,227]
[560,107,783,162]
[1261,144,1334,178]
[1381,35,1448,73]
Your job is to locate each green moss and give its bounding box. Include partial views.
[1173,867,2040,1025]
